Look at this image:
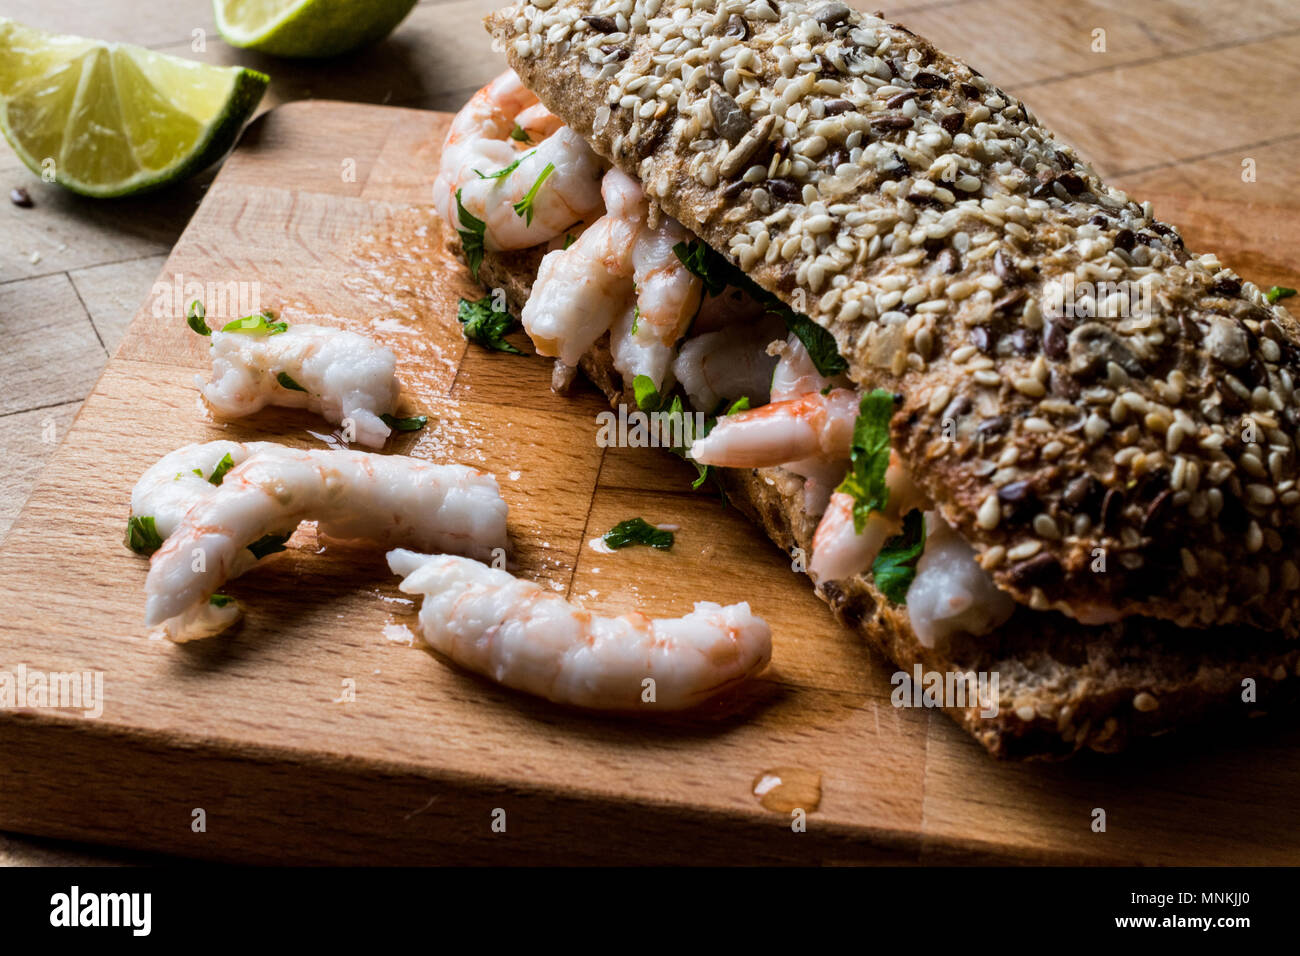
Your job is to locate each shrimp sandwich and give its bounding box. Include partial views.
[437,0,1300,757]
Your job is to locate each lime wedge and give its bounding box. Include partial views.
[214,0,419,58]
[0,17,268,198]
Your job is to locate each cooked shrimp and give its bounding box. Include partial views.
[144,450,509,638]
[521,168,644,364]
[198,325,400,448]
[689,388,860,468]
[808,451,927,583]
[608,217,704,389]
[387,550,772,710]
[769,333,851,402]
[130,440,279,544]
[906,512,1015,646]
[513,102,562,141]
[433,71,604,250]
[672,314,784,412]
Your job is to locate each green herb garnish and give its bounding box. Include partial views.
[563,233,576,250]
[475,151,533,180]
[836,389,898,534]
[209,594,234,608]
[724,396,751,415]
[186,300,211,336]
[381,413,428,432]
[247,533,291,560]
[671,239,846,377]
[872,510,926,605]
[631,303,640,336]
[220,311,288,335]
[124,515,164,555]
[632,374,660,411]
[207,452,235,486]
[457,295,525,355]
[512,162,555,226]
[1266,285,1297,305]
[602,517,674,551]
[276,372,307,392]
[509,124,530,143]
[455,188,486,280]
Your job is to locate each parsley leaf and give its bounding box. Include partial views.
[457,296,526,355]
[221,311,288,335]
[631,303,640,336]
[872,510,926,604]
[209,594,234,608]
[124,515,164,555]
[632,374,661,410]
[836,389,898,534]
[672,239,846,377]
[381,413,428,432]
[509,124,530,143]
[563,233,576,250]
[474,151,533,181]
[724,396,751,415]
[1266,285,1297,305]
[672,240,732,297]
[512,162,555,226]
[276,372,307,392]
[186,300,211,336]
[207,452,235,486]
[455,188,487,280]
[247,533,291,560]
[602,517,674,550]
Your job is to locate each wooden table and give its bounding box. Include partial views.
[2,0,1298,866]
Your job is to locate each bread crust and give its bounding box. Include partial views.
[487,0,1300,638]
[474,240,1300,757]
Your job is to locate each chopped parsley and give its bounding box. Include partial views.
[671,239,847,377]
[455,188,486,280]
[276,371,307,392]
[631,303,640,336]
[457,295,525,355]
[186,300,211,336]
[209,594,234,608]
[206,452,235,486]
[602,517,674,551]
[836,390,898,534]
[724,396,751,415]
[1266,285,1297,305]
[221,311,288,335]
[509,124,530,143]
[872,509,926,604]
[124,515,164,555]
[632,374,661,410]
[381,413,428,432]
[512,162,555,226]
[247,533,291,560]
[475,151,533,180]
[563,233,577,250]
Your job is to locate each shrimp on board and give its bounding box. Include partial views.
[433,70,604,251]
[387,550,772,710]
[129,440,279,548]
[197,322,401,448]
[143,449,509,641]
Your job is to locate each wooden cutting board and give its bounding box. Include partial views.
[1,100,1298,865]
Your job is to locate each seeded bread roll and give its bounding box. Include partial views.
[476,243,1300,756]
[486,0,1300,638]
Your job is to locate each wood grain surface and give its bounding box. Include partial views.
[2,0,1299,865]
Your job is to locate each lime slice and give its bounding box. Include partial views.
[214,0,419,58]
[0,17,268,198]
